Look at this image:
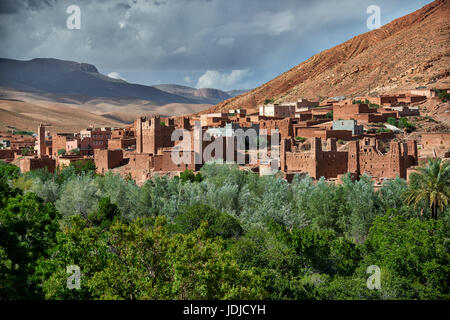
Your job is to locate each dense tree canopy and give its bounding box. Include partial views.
[0,160,448,300]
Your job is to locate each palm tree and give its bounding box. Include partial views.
[404,158,449,220]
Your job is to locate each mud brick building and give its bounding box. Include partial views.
[108,128,136,150]
[420,133,450,158]
[294,127,353,141]
[259,118,294,139]
[351,138,417,179]
[259,104,295,118]
[135,116,174,154]
[52,133,77,157]
[333,120,364,135]
[0,149,16,162]
[19,156,56,173]
[279,136,417,180]
[280,137,348,179]
[333,103,397,123]
[94,149,124,174]
[79,128,111,155]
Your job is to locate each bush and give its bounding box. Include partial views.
[57,148,66,156]
[70,148,80,155]
[173,204,243,239]
[0,161,20,180]
[387,117,397,127]
[179,169,203,183]
[434,89,450,102]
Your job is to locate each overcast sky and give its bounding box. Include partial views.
[0,0,432,91]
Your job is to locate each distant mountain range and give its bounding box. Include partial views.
[0,58,249,105]
[153,84,249,104]
[0,57,250,132]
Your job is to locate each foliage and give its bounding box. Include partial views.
[361,215,449,299]
[70,148,80,155]
[1,162,448,300]
[179,169,203,183]
[404,158,449,220]
[0,187,61,299]
[13,130,34,136]
[69,160,96,175]
[0,161,20,181]
[21,147,34,156]
[387,117,397,127]
[434,89,450,102]
[172,204,243,239]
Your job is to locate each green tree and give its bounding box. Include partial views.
[69,160,96,175]
[173,204,243,239]
[88,196,121,229]
[361,214,449,299]
[57,148,66,156]
[404,158,449,220]
[37,215,113,299]
[386,117,397,127]
[179,169,203,183]
[55,174,99,220]
[70,148,80,155]
[0,190,61,299]
[88,218,265,299]
[0,161,20,181]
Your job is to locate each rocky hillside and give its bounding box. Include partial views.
[204,0,450,113]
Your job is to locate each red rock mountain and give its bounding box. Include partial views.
[203,0,449,113]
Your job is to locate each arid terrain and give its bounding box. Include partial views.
[203,0,450,114]
[0,88,211,133]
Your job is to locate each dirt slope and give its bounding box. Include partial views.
[203,0,450,114]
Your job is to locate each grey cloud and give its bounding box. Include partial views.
[115,3,132,10]
[0,0,432,90]
[0,0,26,14]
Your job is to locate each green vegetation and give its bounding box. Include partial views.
[70,148,80,155]
[264,98,274,105]
[12,130,34,136]
[295,137,306,143]
[0,160,448,300]
[433,89,450,102]
[179,169,203,183]
[57,148,66,156]
[386,117,415,132]
[376,128,391,133]
[21,147,34,156]
[351,99,379,109]
[404,158,449,220]
[326,111,333,119]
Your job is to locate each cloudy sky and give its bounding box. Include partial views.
[0,0,431,91]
